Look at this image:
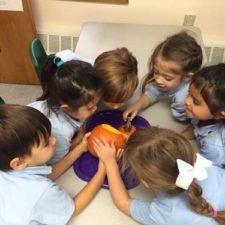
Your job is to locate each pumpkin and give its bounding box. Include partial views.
[118,124,136,139]
[87,124,126,157]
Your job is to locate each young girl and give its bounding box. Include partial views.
[182,63,225,167]
[94,47,138,109]
[123,31,203,122]
[0,104,105,225]
[94,126,225,225]
[29,52,102,179]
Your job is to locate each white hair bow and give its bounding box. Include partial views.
[56,50,94,65]
[56,49,77,63]
[176,153,212,190]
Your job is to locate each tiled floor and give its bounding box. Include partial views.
[0,83,42,105]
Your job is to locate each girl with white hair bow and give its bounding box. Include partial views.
[94,126,225,225]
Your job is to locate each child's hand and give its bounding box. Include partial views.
[93,136,117,165]
[75,132,91,153]
[123,105,139,121]
[70,125,86,150]
[116,148,124,161]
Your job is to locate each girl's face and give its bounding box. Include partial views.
[185,84,213,120]
[67,93,101,120]
[153,56,184,91]
[24,135,56,166]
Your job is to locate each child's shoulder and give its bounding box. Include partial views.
[199,166,225,196]
[174,80,189,96]
[28,100,48,115]
[0,168,74,224]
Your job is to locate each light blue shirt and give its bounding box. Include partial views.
[0,166,74,225]
[192,119,225,167]
[145,81,189,121]
[28,101,84,164]
[130,166,225,225]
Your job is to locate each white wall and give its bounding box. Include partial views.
[30,0,225,45]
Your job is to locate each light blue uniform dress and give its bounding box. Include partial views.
[130,166,225,225]
[28,101,84,164]
[192,119,225,167]
[145,81,189,121]
[0,166,74,225]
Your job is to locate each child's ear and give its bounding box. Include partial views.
[219,111,225,118]
[184,72,194,81]
[60,104,69,112]
[10,157,28,170]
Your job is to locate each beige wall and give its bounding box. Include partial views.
[30,0,225,44]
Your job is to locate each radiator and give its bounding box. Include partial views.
[38,33,225,66]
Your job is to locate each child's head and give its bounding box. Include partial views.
[124,126,195,192]
[94,47,138,109]
[0,105,55,172]
[186,63,225,120]
[123,126,222,222]
[142,31,203,92]
[38,55,102,120]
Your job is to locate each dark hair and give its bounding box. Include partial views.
[0,104,51,171]
[38,55,102,111]
[123,126,225,224]
[94,47,138,103]
[142,31,203,92]
[191,63,225,118]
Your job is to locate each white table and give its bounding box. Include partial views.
[56,22,207,225]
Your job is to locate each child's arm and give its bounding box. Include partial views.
[47,133,90,180]
[123,95,151,121]
[72,160,106,216]
[70,125,86,151]
[93,137,132,216]
[181,124,195,140]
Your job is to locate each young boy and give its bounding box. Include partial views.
[0,104,105,225]
[94,47,138,109]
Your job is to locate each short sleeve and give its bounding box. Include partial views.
[169,82,189,121]
[200,139,224,166]
[145,84,162,104]
[30,183,75,225]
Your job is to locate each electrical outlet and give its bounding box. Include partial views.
[183,15,196,26]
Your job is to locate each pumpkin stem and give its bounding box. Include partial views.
[124,117,132,132]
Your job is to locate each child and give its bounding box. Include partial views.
[94,126,225,225]
[0,104,105,225]
[29,53,102,179]
[182,63,225,167]
[123,31,203,122]
[94,47,138,109]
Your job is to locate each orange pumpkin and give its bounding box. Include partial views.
[87,124,126,157]
[118,124,136,139]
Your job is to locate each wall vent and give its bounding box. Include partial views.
[204,46,225,65]
[38,33,225,66]
[38,33,79,54]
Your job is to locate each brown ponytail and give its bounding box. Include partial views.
[187,183,225,225]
